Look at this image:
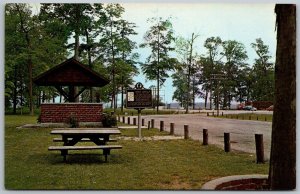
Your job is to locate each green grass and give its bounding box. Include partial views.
[5,115,269,190]
[209,113,273,122]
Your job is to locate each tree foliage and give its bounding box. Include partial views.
[5,3,275,114]
[250,38,274,101]
[140,17,177,112]
[174,33,202,112]
[5,3,139,114]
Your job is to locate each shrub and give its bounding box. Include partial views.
[37,114,41,123]
[68,114,79,128]
[102,113,117,127]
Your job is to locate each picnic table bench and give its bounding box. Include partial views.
[48,128,122,162]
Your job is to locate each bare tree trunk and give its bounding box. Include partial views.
[73,4,81,103]
[121,76,124,113]
[209,80,212,110]
[204,90,208,109]
[16,4,34,115]
[13,66,18,114]
[85,28,93,103]
[156,25,160,114]
[269,4,296,190]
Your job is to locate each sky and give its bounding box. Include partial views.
[119,3,277,104]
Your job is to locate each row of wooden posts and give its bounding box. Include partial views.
[207,112,269,121]
[118,115,265,164]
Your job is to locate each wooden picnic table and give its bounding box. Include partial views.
[49,128,122,162]
[51,128,121,146]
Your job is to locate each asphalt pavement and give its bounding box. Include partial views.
[124,113,272,160]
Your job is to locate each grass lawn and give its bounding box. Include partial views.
[209,113,273,122]
[5,115,269,190]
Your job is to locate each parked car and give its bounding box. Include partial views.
[266,105,274,111]
[243,106,257,111]
[237,104,244,110]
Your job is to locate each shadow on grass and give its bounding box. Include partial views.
[38,153,126,165]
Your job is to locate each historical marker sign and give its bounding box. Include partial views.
[126,89,152,108]
[126,82,152,139]
[126,82,152,109]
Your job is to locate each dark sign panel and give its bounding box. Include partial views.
[126,89,152,108]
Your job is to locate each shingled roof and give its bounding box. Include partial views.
[33,58,109,87]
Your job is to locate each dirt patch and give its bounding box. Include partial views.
[158,175,193,190]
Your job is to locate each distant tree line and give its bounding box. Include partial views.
[5,3,274,115]
[172,36,274,112]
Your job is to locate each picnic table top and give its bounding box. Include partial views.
[51,128,121,135]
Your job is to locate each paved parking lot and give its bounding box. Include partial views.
[127,113,272,160]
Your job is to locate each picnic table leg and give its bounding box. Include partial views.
[103,149,111,162]
[61,150,67,162]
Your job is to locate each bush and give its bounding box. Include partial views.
[102,113,117,127]
[37,115,41,123]
[68,114,79,128]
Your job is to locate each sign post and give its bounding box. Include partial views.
[137,109,142,138]
[126,82,152,139]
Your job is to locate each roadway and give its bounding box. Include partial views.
[127,112,272,160]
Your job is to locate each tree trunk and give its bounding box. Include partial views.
[13,66,18,114]
[73,5,81,103]
[269,4,296,190]
[157,68,160,113]
[121,76,124,113]
[109,18,116,112]
[28,57,34,115]
[186,65,190,114]
[209,81,212,110]
[16,4,34,115]
[204,90,208,109]
[156,25,160,114]
[85,28,93,103]
[192,77,195,110]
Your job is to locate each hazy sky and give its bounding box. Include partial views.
[120,3,277,103]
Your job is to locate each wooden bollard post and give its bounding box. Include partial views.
[148,121,150,130]
[224,133,231,152]
[122,116,125,123]
[160,121,164,132]
[127,117,130,124]
[222,112,224,116]
[207,112,209,116]
[257,116,259,121]
[255,134,264,163]
[133,118,137,125]
[203,129,208,145]
[151,119,155,129]
[170,123,175,135]
[142,119,145,126]
[184,125,189,139]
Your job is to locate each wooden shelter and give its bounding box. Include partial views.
[34,58,109,124]
[34,58,109,102]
